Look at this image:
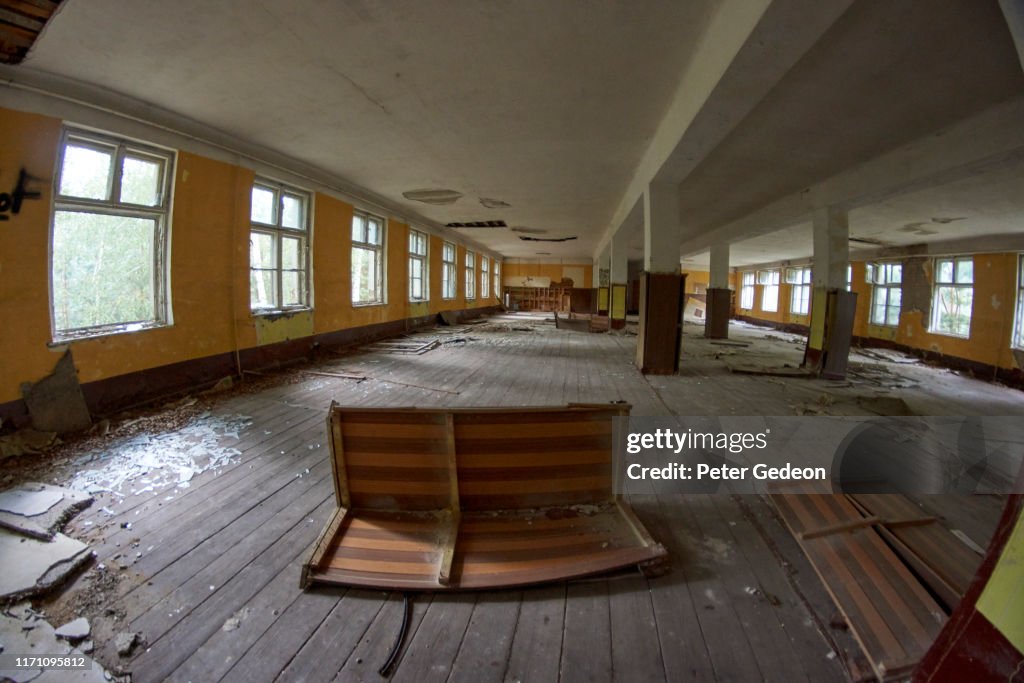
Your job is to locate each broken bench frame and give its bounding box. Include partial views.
[301,403,667,590]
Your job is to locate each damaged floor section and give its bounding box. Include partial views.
[0,318,1020,682]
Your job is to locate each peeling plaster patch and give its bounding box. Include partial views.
[1013,349,1024,369]
[479,197,511,209]
[403,189,463,205]
[992,295,1001,310]
[255,310,313,346]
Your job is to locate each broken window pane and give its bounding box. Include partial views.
[251,186,276,224]
[52,211,155,332]
[120,155,161,206]
[60,144,113,200]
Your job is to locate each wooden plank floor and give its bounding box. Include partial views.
[40,321,1022,682]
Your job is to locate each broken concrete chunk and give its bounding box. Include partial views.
[115,631,138,656]
[0,482,64,516]
[0,604,113,683]
[0,483,92,541]
[0,428,58,460]
[20,350,92,434]
[0,529,92,601]
[55,616,91,641]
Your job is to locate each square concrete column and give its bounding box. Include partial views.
[609,229,629,328]
[705,242,731,339]
[805,206,856,377]
[595,246,611,314]
[643,183,683,273]
[635,183,685,373]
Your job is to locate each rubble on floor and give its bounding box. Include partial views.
[0,482,92,540]
[0,602,119,682]
[0,428,59,461]
[0,530,91,601]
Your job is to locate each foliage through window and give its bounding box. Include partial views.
[250,180,310,311]
[932,256,973,337]
[493,259,501,301]
[481,256,490,298]
[408,229,428,302]
[442,242,457,299]
[51,128,174,339]
[787,267,811,316]
[352,211,385,304]
[758,270,780,312]
[1015,256,1024,349]
[465,250,476,300]
[869,262,902,327]
[740,272,754,310]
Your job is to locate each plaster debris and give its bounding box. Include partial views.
[114,631,138,656]
[20,350,92,434]
[0,483,92,540]
[0,603,114,682]
[0,482,64,516]
[0,529,92,601]
[55,616,91,641]
[0,428,58,460]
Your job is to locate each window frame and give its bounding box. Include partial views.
[493,259,501,301]
[442,241,457,300]
[787,267,811,316]
[1015,255,1024,350]
[869,262,902,327]
[350,210,386,306]
[758,269,780,312]
[739,271,755,310]
[481,256,490,299]
[408,228,428,303]
[249,178,312,313]
[931,256,974,338]
[50,127,176,342]
[465,250,476,300]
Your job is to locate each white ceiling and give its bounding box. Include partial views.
[25,0,718,260]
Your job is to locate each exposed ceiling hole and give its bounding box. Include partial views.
[900,222,929,232]
[510,226,547,234]
[519,235,577,242]
[849,236,885,245]
[479,197,511,209]
[403,189,463,205]
[930,216,966,224]
[535,252,552,255]
[445,220,508,228]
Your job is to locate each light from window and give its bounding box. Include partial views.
[250,180,310,311]
[758,270,780,312]
[846,264,852,292]
[932,256,973,337]
[465,250,476,299]
[51,129,174,339]
[494,260,502,301]
[352,211,385,304]
[740,272,755,310]
[869,262,902,326]
[481,257,490,298]
[409,229,428,302]
[787,267,811,315]
[442,242,457,299]
[1014,256,1024,349]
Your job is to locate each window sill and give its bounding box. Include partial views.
[352,301,386,308]
[252,307,311,319]
[409,299,429,304]
[50,321,169,346]
[929,329,970,339]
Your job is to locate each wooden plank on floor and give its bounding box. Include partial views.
[446,591,522,683]
[560,580,612,683]
[332,593,433,682]
[391,593,477,683]
[608,575,665,682]
[504,584,566,683]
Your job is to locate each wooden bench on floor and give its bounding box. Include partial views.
[301,403,668,591]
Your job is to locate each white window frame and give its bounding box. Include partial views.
[250,178,311,313]
[481,256,490,298]
[50,127,175,341]
[465,250,476,300]
[442,241,457,299]
[493,259,502,300]
[1014,255,1024,350]
[758,270,780,312]
[408,229,428,303]
[351,210,386,305]
[931,256,973,338]
[869,262,902,327]
[787,267,811,316]
[739,272,755,310]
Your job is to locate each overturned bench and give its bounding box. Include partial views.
[301,403,667,590]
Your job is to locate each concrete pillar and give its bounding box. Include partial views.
[705,242,731,339]
[805,207,856,377]
[643,183,683,273]
[609,229,629,328]
[595,245,611,314]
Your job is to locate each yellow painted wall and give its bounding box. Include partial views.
[0,106,498,406]
[502,262,593,289]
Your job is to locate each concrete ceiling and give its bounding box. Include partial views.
[23,0,719,260]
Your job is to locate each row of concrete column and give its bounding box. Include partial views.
[595,184,855,376]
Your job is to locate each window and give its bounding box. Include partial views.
[465,250,476,300]
[493,259,501,300]
[740,272,755,310]
[51,128,175,339]
[846,265,852,292]
[787,267,811,315]
[869,262,902,327]
[352,211,385,304]
[932,256,973,337]
[481,257,490,298]
[250,180,311,311]
[758,270,780,312]
[408,229,428,302]
[442,242,457,299]
[1015,256,1024,349]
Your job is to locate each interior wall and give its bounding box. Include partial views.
[502,261,593,288]
[0,105,500,409]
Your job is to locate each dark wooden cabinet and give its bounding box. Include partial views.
[635,273,685,374]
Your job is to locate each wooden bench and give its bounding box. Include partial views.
[301,403,668,590]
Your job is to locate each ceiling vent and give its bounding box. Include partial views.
[403,189,463,205]
[479,197,511,209]
[445,220,508,228]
